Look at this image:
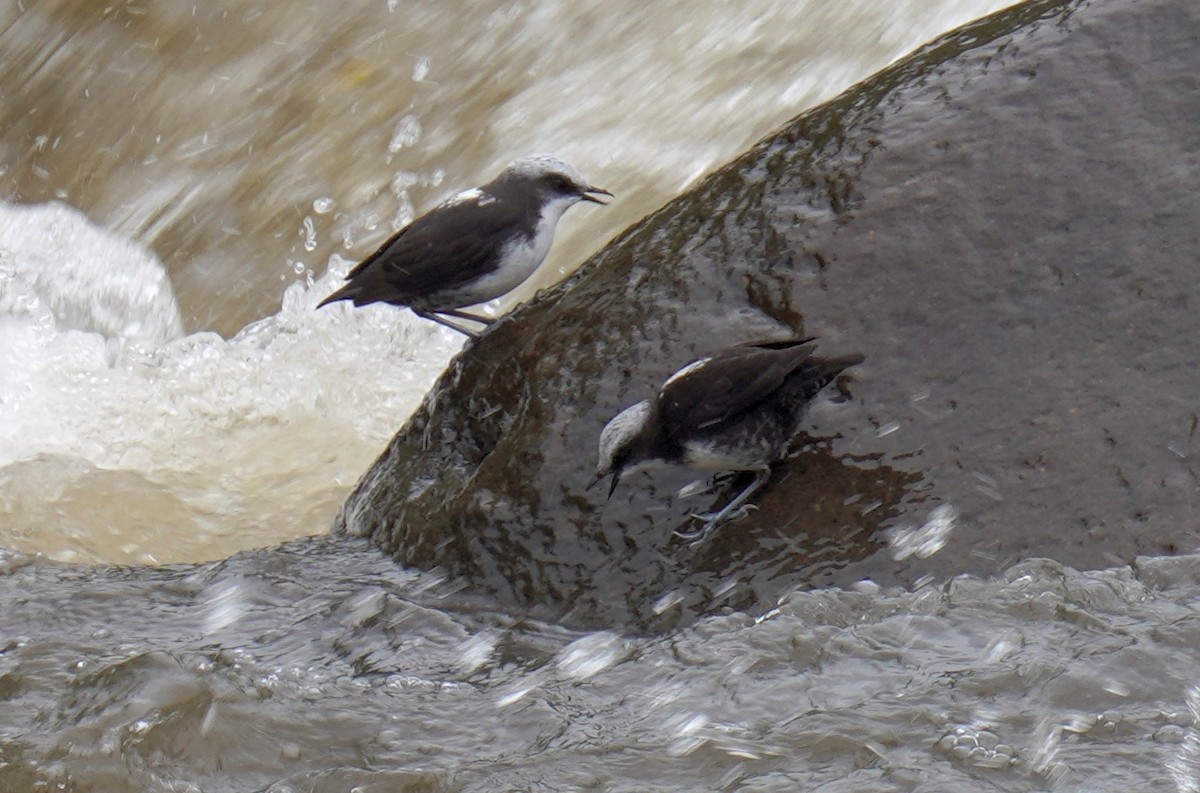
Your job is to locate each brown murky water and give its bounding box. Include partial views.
[2,0,1014,334]
[15,2,1199,792]
[0,0,1015,564]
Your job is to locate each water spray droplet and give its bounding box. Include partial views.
[412,56,430,82]
[301,216,317,252]
[387,114,421,153]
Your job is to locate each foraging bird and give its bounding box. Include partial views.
[317,155,611,336]
[595,338,863,541]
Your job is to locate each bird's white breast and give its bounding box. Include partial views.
[681,439,749,471]
[472,195,576,300]
[682,422,785,471]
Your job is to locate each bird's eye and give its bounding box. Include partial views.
[546,174,573,192]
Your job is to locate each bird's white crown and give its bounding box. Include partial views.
[504,154,590,188]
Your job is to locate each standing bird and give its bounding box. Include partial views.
[595,338,863,541]
[317,155,611,336]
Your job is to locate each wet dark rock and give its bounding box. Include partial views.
[335,0,1200,629]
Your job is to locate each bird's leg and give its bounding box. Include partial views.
[436,308,496,326]
[674,467,771,542]
[690,467,771,522]
[414,309,481,338]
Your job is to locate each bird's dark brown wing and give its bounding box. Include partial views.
[321,190,534,307]
[657,340,817,440]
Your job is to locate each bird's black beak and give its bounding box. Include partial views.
[586,470,621,500]
[581,186,613,205]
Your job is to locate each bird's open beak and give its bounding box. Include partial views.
[581,186,613,205]
[586,470,621,500]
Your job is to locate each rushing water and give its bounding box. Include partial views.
[5,539,1200,791]
[0,0,1017,564]
[10,1,1197,791]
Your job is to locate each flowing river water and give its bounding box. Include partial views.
[7,1,1200,791]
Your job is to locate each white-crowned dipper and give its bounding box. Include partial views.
[595,338,863,541]
[317,155,611,336]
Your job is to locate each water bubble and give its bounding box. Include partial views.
[886,503,958,560]
[412,56,430,82]
[387,114,422,152]
[312,196,335,214]
[456,632,497,673]
[939,725,1018,769]
[1156,725,1187,743]
[556,632,626,681]
[199,702,219,736]
[653,590,685,614]
[851,579,881,595]
[496,669,547,708]
[301,216,317,252]
[290,260,306,275]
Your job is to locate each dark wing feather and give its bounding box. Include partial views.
[658,340,818,441]
[319,191,532,307]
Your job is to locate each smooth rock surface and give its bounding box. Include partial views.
[336,0,1200,629]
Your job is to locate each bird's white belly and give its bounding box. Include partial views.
[682,419,789,471]
[445,206,560,307]
[479,232,551,299]
[682,439,761,471]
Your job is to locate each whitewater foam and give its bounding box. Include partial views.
[0,202,462,562]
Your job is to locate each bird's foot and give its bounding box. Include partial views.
[672,522,717,544]
[688,503,758,523]
[674,505,757,545]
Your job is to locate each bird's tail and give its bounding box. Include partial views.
[810,352,865,380]
[791,351,865,400]
[316,282,357,309]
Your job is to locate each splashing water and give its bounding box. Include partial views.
[0,202,462,563]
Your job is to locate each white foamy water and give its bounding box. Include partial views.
[0,201,461,562]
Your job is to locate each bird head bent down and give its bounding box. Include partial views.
[592,400,654,499]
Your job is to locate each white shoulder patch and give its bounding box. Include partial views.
[441,188,486,208]
[662,356,712,391]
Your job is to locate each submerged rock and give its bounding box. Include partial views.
[335,0,1200,629]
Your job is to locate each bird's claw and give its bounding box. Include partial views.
[727,504,758,522]
[688,504,758,523]
[674,504,758,545]
[672,523,716,544]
